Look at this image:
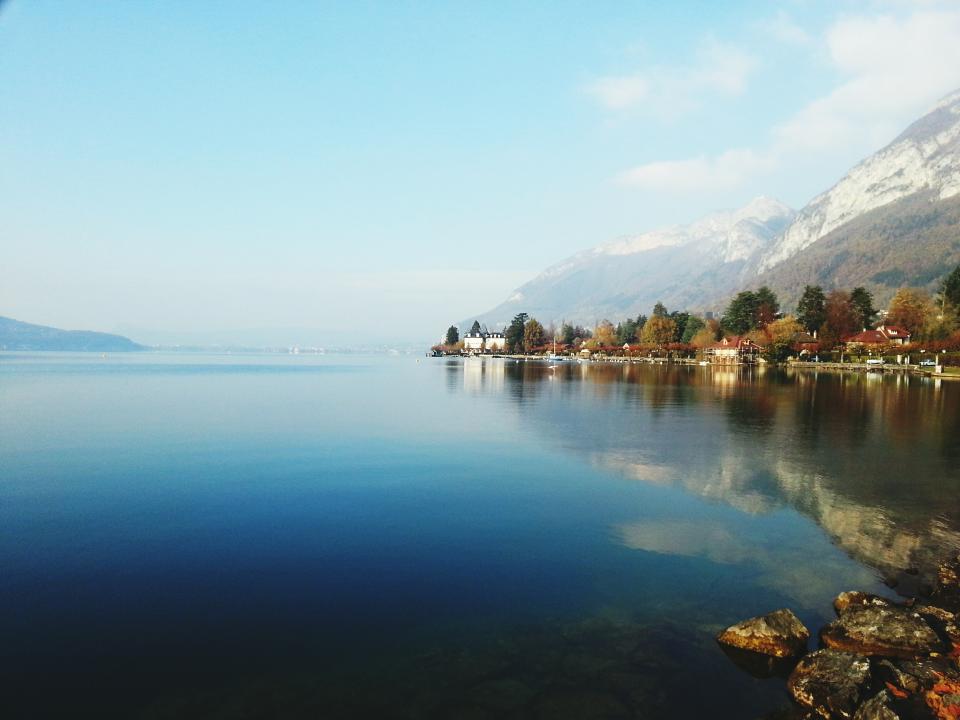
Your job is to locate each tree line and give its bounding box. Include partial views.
[436,263,960,357]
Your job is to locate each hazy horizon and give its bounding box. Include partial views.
[5,1,960,345]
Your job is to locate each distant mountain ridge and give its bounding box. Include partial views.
[473,197,795,327]
[471,89,960,327]
[0,316,144,351]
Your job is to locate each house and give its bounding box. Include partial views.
[705,336,762,364]
[790,332,820,356]
[485,332,506,352]
[844,324,912,349]
[463,332,485,352]
[463,331,506,353]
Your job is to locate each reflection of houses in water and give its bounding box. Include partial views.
[462,357,506,394]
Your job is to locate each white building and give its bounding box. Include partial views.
[463,331,506,353]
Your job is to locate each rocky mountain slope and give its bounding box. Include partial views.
[0,316,144,351]
[754,191,960,309]
[471,89,960,327]
[472,197,794,328]
[759,90,960,273]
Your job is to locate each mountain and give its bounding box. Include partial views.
[759,89,960,274]
[472,197,795,328]
[0,316,145,351]
[471,89,960,327]
[753,191,960,309]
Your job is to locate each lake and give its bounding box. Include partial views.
[1,353,958,719]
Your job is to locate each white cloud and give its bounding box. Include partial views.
[618,7,960,194]
[618,149,773,192]
[585,38,757,117]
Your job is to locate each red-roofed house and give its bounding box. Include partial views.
[705,336,762,364]
[844,324,911,348]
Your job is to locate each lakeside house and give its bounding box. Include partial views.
[844,324,912,350]
[790,332,820,356]
[705,336,762,364]
[463,331,506,353]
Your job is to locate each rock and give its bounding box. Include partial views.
[717,608,811,658]
[834,592,898,615]
[853,691,899,720]
[932,555,960,613]
[720,643,799,679]
[787,649,871,719]
[925,677,960,720]
[913,604,960,651]
[875,657,960,696]
[820,605,944,658]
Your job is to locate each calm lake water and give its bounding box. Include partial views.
[1,352,958,719]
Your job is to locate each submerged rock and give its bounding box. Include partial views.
[852,691,899,720]
[720,643,799,679]
[787,649,871,719]
[717,608,811,658]
[821,604,943,658]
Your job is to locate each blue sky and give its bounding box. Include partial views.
[3,1,960,345]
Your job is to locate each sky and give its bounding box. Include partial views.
[4,1,960,346]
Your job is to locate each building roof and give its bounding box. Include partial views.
[845,325,912,344]
[876,324,910,338]
[708,335,761,349]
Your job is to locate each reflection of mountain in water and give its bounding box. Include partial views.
[448,360,960,590]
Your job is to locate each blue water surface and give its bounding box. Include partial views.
[1,353,957,718]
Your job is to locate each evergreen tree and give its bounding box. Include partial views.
[560,322,575,346]
[615,319,639,344]
[941,264,960,316]
[849,287,877,330]
[681,315,706,343]
[445,325,459,345]
[505,313,528,353]
[797,285,827,334]
[469,320,481,334]
[652,302,668,318]
[669,311,690,342]
[754,286,780,327]
[721,291,758,335]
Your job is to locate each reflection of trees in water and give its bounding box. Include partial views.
[456,362,960,585]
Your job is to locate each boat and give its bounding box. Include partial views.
[547,340,565,362]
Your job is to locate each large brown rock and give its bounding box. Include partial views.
[875,657,960,696]
[788,649,871,719]
[821,604,943,658]
[717,608,810,658]
[833,592,898,615]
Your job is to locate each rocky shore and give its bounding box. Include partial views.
[718,555,960,719]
